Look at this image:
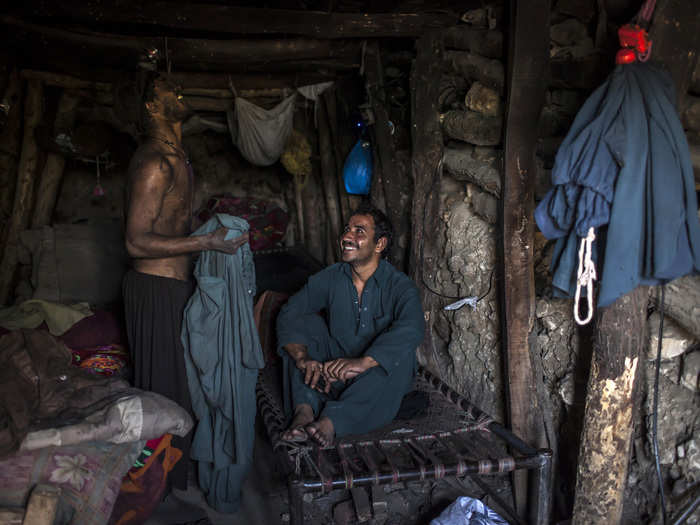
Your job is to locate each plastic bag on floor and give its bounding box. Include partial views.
[430,496,508,525]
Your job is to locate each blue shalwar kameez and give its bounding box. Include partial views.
[181,214,265,513]
[276,259,425,437]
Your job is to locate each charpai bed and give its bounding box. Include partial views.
[253,291,553,525]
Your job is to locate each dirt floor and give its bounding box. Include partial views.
[145,419,516,525]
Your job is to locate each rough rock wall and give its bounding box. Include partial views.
[420,177,502,418]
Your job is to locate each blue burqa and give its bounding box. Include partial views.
[181,214,265,513]
[535,62,700,306]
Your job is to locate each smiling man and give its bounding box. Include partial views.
[277,202,425,446]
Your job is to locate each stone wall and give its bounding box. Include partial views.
[52,128,293,225]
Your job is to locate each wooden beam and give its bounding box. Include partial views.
[502,0,551,519]
[31,91,80,228]
[0,79,43,306]
[18,2,459,39]
[2,16,361,68]
[317,96,343,263]
[322,87,352,225]
[409,31,443,364]
[572,287,648,524]
[648,0,700,105]
[0,71,23,248]
[365,41,411,270]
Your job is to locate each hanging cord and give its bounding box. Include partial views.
[228,75,238,98]
[635,0,657,28]
[671,491,700,525]
[573,227,596,325]
[652,285,668,525]
[164,37,171,74]
[633,0,655,61]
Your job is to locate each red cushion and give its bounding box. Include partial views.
[59,310,124,349]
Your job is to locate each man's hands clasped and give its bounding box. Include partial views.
[295,355,376,393]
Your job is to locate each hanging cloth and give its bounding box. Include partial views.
[227,94,296,167]
[534,62,700,310]
[181,214,265,513]
[296,81,334,101]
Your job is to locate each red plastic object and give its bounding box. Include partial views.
[616,49,637,64]
[616,24,651,64]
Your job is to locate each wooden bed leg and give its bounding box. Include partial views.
[529,449,553,525]
[288,477,305,525]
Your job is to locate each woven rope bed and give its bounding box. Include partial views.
[253,291,553,525]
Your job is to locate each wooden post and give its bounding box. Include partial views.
[31,91,80,228]
[502,0,550,517]
[322,88,351,224]
[317,96,342,262]
[0,71,23,247]
[409,32,443,364]
[364,41,411,270]
[572,1,699,522]
[572,287,648,524]
[0,79,43,306]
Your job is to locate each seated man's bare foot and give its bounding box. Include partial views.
[281,404,314,443]
[306,416,335,447]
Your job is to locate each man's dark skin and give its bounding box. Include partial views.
[281,213,386,446]
[125,76,247,274]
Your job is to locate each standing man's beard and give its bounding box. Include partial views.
[164,100,194,123]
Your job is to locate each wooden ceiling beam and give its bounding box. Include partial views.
[2,15,361,69]
[20,69,340,94]
[17,2,459,39]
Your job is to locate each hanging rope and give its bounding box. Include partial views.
[574,227,596,325]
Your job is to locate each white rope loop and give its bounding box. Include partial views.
[574,227,597,325]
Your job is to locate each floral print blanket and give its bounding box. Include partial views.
[0,439,143,525]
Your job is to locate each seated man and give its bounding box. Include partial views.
[277,203,425,446]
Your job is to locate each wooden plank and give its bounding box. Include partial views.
[0,71,23,248]
[31,91,80,228]
[501,0,551,519]
[409,32,443,365]
[2,15,361,67]
[648,0,700,106]
[322,87,352,225]
[364,41,411,270]
[0,79,43,306]
[18,2,459,39]
[318,96,342,263]
[572,287,648,524]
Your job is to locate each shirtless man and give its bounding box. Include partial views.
[122,73,247,491]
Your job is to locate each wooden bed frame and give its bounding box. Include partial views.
[253,291,553,525]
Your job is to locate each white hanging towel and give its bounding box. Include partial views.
[297,81,334,101]
[229,93,297,166]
